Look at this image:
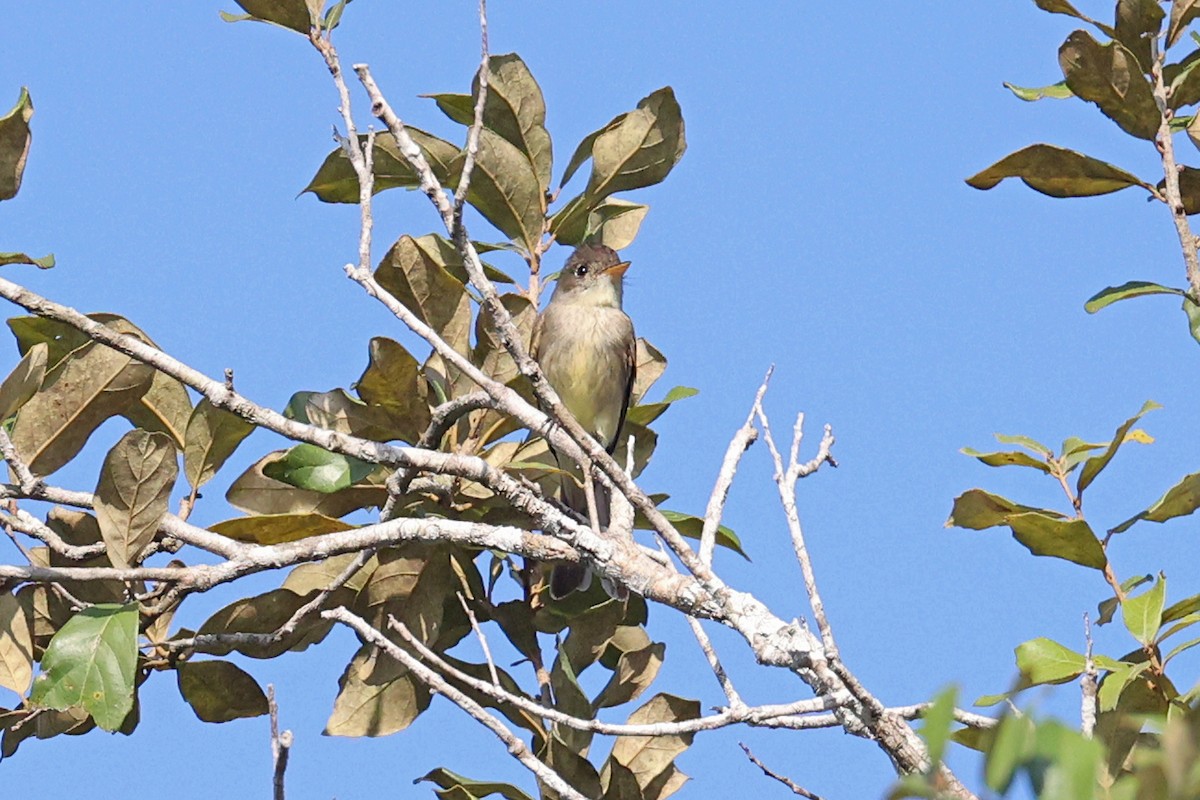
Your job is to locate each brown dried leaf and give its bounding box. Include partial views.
[94,429,178,568]
[177,660,268,723]
[184,398,254,491]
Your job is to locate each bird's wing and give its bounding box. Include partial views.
[609,321,637,456]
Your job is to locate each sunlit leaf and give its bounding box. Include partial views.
[593,641,665,710]
[30,603,137,731]
[225,450,386,517]
[210,512,353,545]
[262,442,376,493]
[124,371,192,448]
[966,144,1153,197]
[607,693,699,793]
[197,588,335,659]
[919,686,959,765]
[1097,574,1152,625]
[177,660,268,723]
[0,342,46,422]
[303,129,460,204]
[0,252,54,269]
[325,643,431,736]
[1123,573,1166,646]
[0,591,32,696]
[374,234,474,354]
[1085,281,1186,312]
[93,429,178,568]
[946,489,1055,531]
[416,768,536,800]
[1003,80,1073,101]
[1016,637,1086,685]
[625,386,698,427]
[1007,512,1106,570]
[960,447,1051,473]
[10,340,155,476]
[1076,400,1159,495]
[354,336,431,444]
[223,0,315,34]
[451,128,546,253]
[1169,0,1200,47]
[1059,32,1157,140]
[184,398,254,492]
[0,88,33,201]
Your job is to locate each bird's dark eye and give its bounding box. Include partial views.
[574,265,589,277]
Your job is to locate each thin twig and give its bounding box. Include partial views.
[268,685,293,800]
[687,616,744,707]
[740,742,825,800]
[1081,613,1097,738]
[700,367,769,566]
[1151,36,1200,296]
[458,591,499,686]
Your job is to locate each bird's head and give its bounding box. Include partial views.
[552,244,630,308]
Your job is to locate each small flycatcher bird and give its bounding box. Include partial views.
[532,244,637,598]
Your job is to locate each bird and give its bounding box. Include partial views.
[532,244,637,598]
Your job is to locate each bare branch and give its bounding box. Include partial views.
[739,742,825,800]
[268,685,293,800]
[1150,37,1200,296]
[700,367,769,566]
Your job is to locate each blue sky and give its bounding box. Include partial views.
[4,2,1200,798]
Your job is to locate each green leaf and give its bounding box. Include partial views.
[1059,30,1159,139]
[223,0,315,34]
[93,429,178,568]
[651,509,747,559]
[1077,400,1159,495]
[0,252,54,269]
[303,129,460,204]
[624,386,699,427]
[1114,0,1164,71]
[1033,0,1116,36]
[1097,574,1152,625]
[1169,0,1200,48]
[1097,661,1149,710]
[210,512,353,545]
[0,591,33,696]
[966,144,1153,197]
[1016,637,1087,685]
[1184,296,1200,345]
[225,450,386,517]
[416,768,536,800]
[1085,281,1186,312]
[1004,80,1073,101]
[184,398,254,492]
[262,442,376,493]
[1123,573,1166,646]
[945,489,1054,531]
[10,339,155,476]
[0,342,46,422]
[1167,51,1200,109]
[919,686,958,765]
[177,660,268,723]
[30,603,138,731]
[0,88,33,202]
[1007,512,1107,570]
[1116,470,1200,533]
[354,336,431,444]
[451,128,546,253]
[960,447,1051,473]
[994,433,1054,456]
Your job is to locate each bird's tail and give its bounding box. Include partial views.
[549,455,609,599]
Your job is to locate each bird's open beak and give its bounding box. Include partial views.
[603,261,631,278]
